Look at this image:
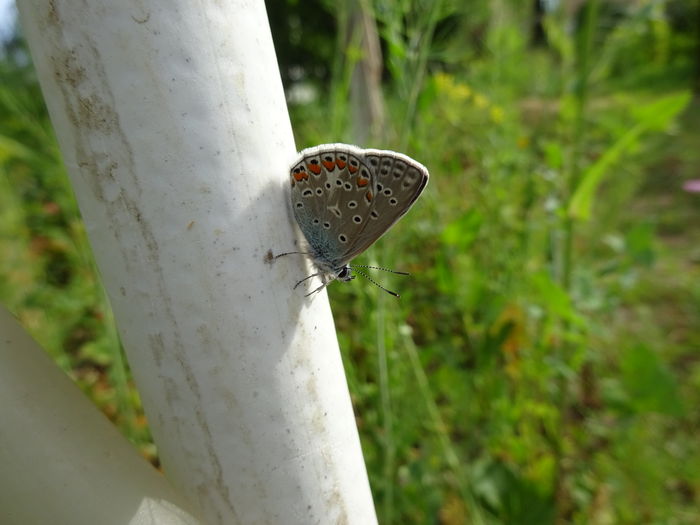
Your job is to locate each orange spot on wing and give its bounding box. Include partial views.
[365,191,373,202]
[308,162,322,175]
[336,159,347,169]
[348,165,358,174]
[357,177,369,187]
[322,160,335,170]
[293,170,309,182]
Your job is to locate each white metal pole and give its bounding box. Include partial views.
[17,1,377,523]
[0,306,201,525]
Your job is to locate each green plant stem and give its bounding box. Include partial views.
[555,1,600,521]
[330,0,353,138]
[398,0,444,150]
[400,327,485,525]
[563,0,599,290]
[376,273,395,524]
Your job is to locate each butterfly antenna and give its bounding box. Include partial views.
[349,264,410,276]
[351,268,401,298]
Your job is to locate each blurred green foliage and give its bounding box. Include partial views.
[2,0,699,522]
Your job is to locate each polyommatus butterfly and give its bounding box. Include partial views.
[278,143,429,297]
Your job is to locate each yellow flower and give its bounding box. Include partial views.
[433,72,451,89]
[490,106,504,122]
[453,83,471,100]
[473,93,489,108]
[434,72,472,101]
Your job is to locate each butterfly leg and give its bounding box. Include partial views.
[293,271,324,290]
[305,277,334,297]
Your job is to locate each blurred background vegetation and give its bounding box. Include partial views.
[1,0,699,523]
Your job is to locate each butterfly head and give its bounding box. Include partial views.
[335,265,355,282]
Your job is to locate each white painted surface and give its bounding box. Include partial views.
[16,1,377,523]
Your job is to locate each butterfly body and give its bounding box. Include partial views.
[288,143,429,294]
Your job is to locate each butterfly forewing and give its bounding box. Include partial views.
[340,150,428,260]
[290,144,428,270]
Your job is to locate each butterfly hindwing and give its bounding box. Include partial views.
[290,145,377,267]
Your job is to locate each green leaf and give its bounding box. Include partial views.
[530,271,584,326]
[441,210,482,250]
[569,91,691,221]
[621,344,684,416]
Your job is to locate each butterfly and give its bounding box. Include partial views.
[279,143,429,297]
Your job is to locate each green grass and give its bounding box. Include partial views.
[2,0,699,522]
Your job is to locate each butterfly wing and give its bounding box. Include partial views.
[338,149,429,261]
[290,144,379,269]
